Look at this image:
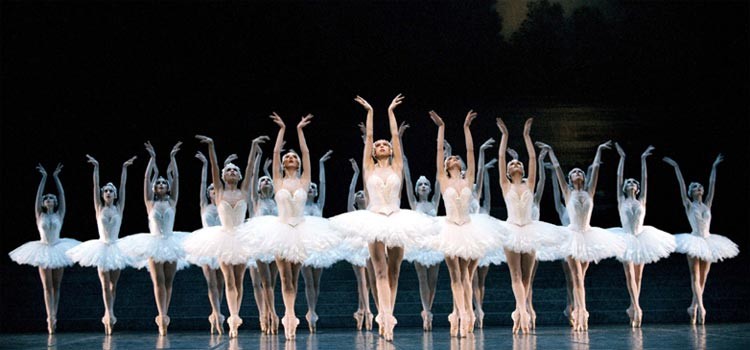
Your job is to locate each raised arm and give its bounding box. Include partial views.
[270,112,286,185]
[86,155,102,211]
[536,141,570,202]
[317,149,332,213]
[51,163,66,219]
[496,118,510,191]
[143,141,157,205]
[196,151,209,209]
[482,158,497,212]
[587,140,612,197]
[400,122,417,210]
[640,145,654,206]
[354,96,375,172]
[167,141,182,204]
[297,114,313,186]
[464,110,477,184]
[195,135,223,198]
[705,153,723,208]
[663,156,690,208]
[119,156,136,216]
[388,94,405,174]
[251,152,264,206]
[548,163,566,220]
[242,136,269,194]
[475,138,495,201]
[430,110,446,184]
[533,147,548,206]
[34,164,48,219]
[523,118,537,191]
[347,159,360,212]
[615,142,626,204]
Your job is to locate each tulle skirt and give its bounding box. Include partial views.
[564,225,627,263]
[244,216,341,264]
[9,238,80,269]
[609,226,676,264]
[183,225,254,266]
[478,249,506,267]
[339,236,370,267]
[674,233,739,263]
[66,239,133,271]
[500,220,567,260]
[304,246,343,268]
[427,214,505,260]
[329,209,438,248]
[119,232,190,270]
[403,247,445,267]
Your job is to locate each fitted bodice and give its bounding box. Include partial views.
[366,171,402,216]
[618,198,645,235]
[504,188,535,226]
[567,190,593,230]
[275,188,307,226]
[255,198,278,216]
[469,194,481,215]
[202,204,221,228]
[688,202,711,237]
[217,200,246,229]
[443,187,473,225]
[148,201,176,237]
[415,201,437,217]
[304,203,322,217]
[37,213,62,244]
[97,206,122,243]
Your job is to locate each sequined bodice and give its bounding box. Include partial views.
[618,198,645,235]
[148,201,175,237]
[202,204,221,228]
[443,187,473,225]
[567,190,593,230]
[504,188,534,226]
[217,200,246,229]
[255,198,278,216]
[366,171,402,216]
[37,213,62,244]
[275,188,307,226]
[415,201,437,217]
[98,206,122,243]
[688,202,711,237]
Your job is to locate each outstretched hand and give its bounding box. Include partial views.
[389,94,404,111]
[535,141,551,150]
[52,163,63,177]
[170,141,182,157]
[195,135,214,144]
[480,138,495,151]
[615,142,626,158]
[252,135,270,146]
[320,150,333,163]
[485,158,498,169]
[641,145,655,159]
[506,147,519,160]
[86,154,99,167]
[195,151,207,163]
[297,114,313,129]
[123,156,137,167]
[270,112,285,128]
[523,117,534,136]
[496,117,508,134]
[713,153,724,167]
[464,110,478,128]
[429,110,444,127]
[398,121,410,138]
[224,154,238,166]
[538,146,549,160]
[599,140,613,151]
[37,163,47,176]
[145,141,156,157]
[354,95,372,111]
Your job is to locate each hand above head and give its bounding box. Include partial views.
[485,158,498,169]
[429,110,444,127]
[506,147,519,160]
[534,141,551,150]
[538,146,549,160]
[145,141,156,157]
[264,158,273,170]
[480,138,495,151]
[224,154,238,166]
[662,157,678,167]
[123,156,137,167]
[297,114,313,129]
[170,141,183,157]
[444,140,453,156]
[357,122,366,136]
[713,153,724,167]
[641,145,655,159]
[496,118,508,134]
[598,140,613,151]
[615,142,626,158]
[195,151,207,163]
[349,158,359,171]
[523,117,534,136]
[354,95,372,111]
[270,112,285,128]
[464,110,477,128]
[252,135,270,146]
[320,150,333,163]
[398,121,410,138]
[389,94,404,111]
[52,163,63,177]
[37,163,47,176]
[86,154,99,167]
[195,135,214,144]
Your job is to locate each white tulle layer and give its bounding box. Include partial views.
[244,216,340,264]
[183,225,254,266]
[564,225,627,263]
[329,209,438,248]
[674,233,739,262]
[403,247,445,267]
[66,239,134,271]
[119,232,190,270]
[9,238,81,269]
[304,247,344,268]
[609,226,676,264]
[339,236,370,267]
[500,220,566,259]
[478,249,506,267]
[426,214,505,260]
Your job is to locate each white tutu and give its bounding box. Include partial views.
[304,245,344,268]
[500,220,567,258]
[245,215,340,264]
[66,239,133,271]
[427,214,505,260]
[9,238,80,269]
[183,225,254,266]
[403,247,444,267]
[675,233,739,263]
[329,209,437,248]
[339,236,370,267]
[609,226,676,264]
[478,249,506,267]
[119,232,190,270]
[564,225,627,263]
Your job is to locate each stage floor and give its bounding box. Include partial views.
[1,323,748,350]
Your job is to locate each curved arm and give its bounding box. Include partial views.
[533,147,547,206]
[318,150,332,214]
[475,138,490,201]
[538,142,570,203]
[242,136,268,194]
[663,157,690,209]
[51,164,65,219]
[640,145,654,206]
[263,158,272,178]
[143,143,156,206]
[388,94,405,174]
[85,156,102,212]
[167,141,181,204]
[482,158,496,212]
[34,165,47,219]
[196,135,223,202]
[615,142,626,205]
[270,112,286,185]
[197,152,209,209]
[400,124,417,210]
[297,114,313,186]
[496,118,510,191]
[119,156,136,216]
[464,110,477,186]
[250,152,263,207]
[549,162,566,221]
[431,111,447,184]
[523,118,537,191]
[355,96,375,173]
[587,140,612,196]
[347,159,360,212]
[706,153,723,208]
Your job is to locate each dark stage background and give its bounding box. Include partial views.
[1,0,748,332]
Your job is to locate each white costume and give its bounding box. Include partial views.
[564,190,626,263]
[10,214,80,269]
[674,202,738,263]
[66,207,133,271]
[608,199,676,264]
[302,203,343,268]
[500,188,565,260]
[184,200,254,267]
[403,201,444,267]
[120,201,189,270]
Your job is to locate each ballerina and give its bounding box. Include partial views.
[301,149,336,333]
[541,140,626,331]
[119,141,189,336]
[329,94,436,341]
[663,154,738,325]
[496,118,564,334]
[428,110,504,337]
[246,113,339,340]
[66,156,136,334]
[9,163,80,334]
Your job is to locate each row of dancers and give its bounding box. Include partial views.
[9,95,739,342]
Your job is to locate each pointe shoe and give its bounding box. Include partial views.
[687,305,698,325]
[420,310,433,331]
[511,309,531,334]
[281,314,299,340]
[269,312,279,334]
[448,312,459,337]
[227,315,243,338]
[529,307,537,330]
[102,315,116,335]
[475,308,485,329]
[364,310,374,331]
[354,310,365,330]
[259,312,268,333]
[209,313,224,335]
[375,313,384,335]
[574,309,588,332]
[46,317,57,335]
[626,306,635,327]
[458,312,471,338]
[306,311,318,333]
[467,311,476,333]
[697,305,706,325]
[564,306,574,327]
[155,315,170,336]
[383,314,397,341]
[634,308,643,328]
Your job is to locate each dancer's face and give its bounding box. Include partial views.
[154,178,169,195]
[689,182,704,199]
[308,183,318,197]
[101,185,117,203]
[42,194,57,210]
[507,159,524,177]
[568,168,585,184]
[623,178,639,195]
[416,180,431,196]
[283,153,300,171]
[373,140,392,159]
